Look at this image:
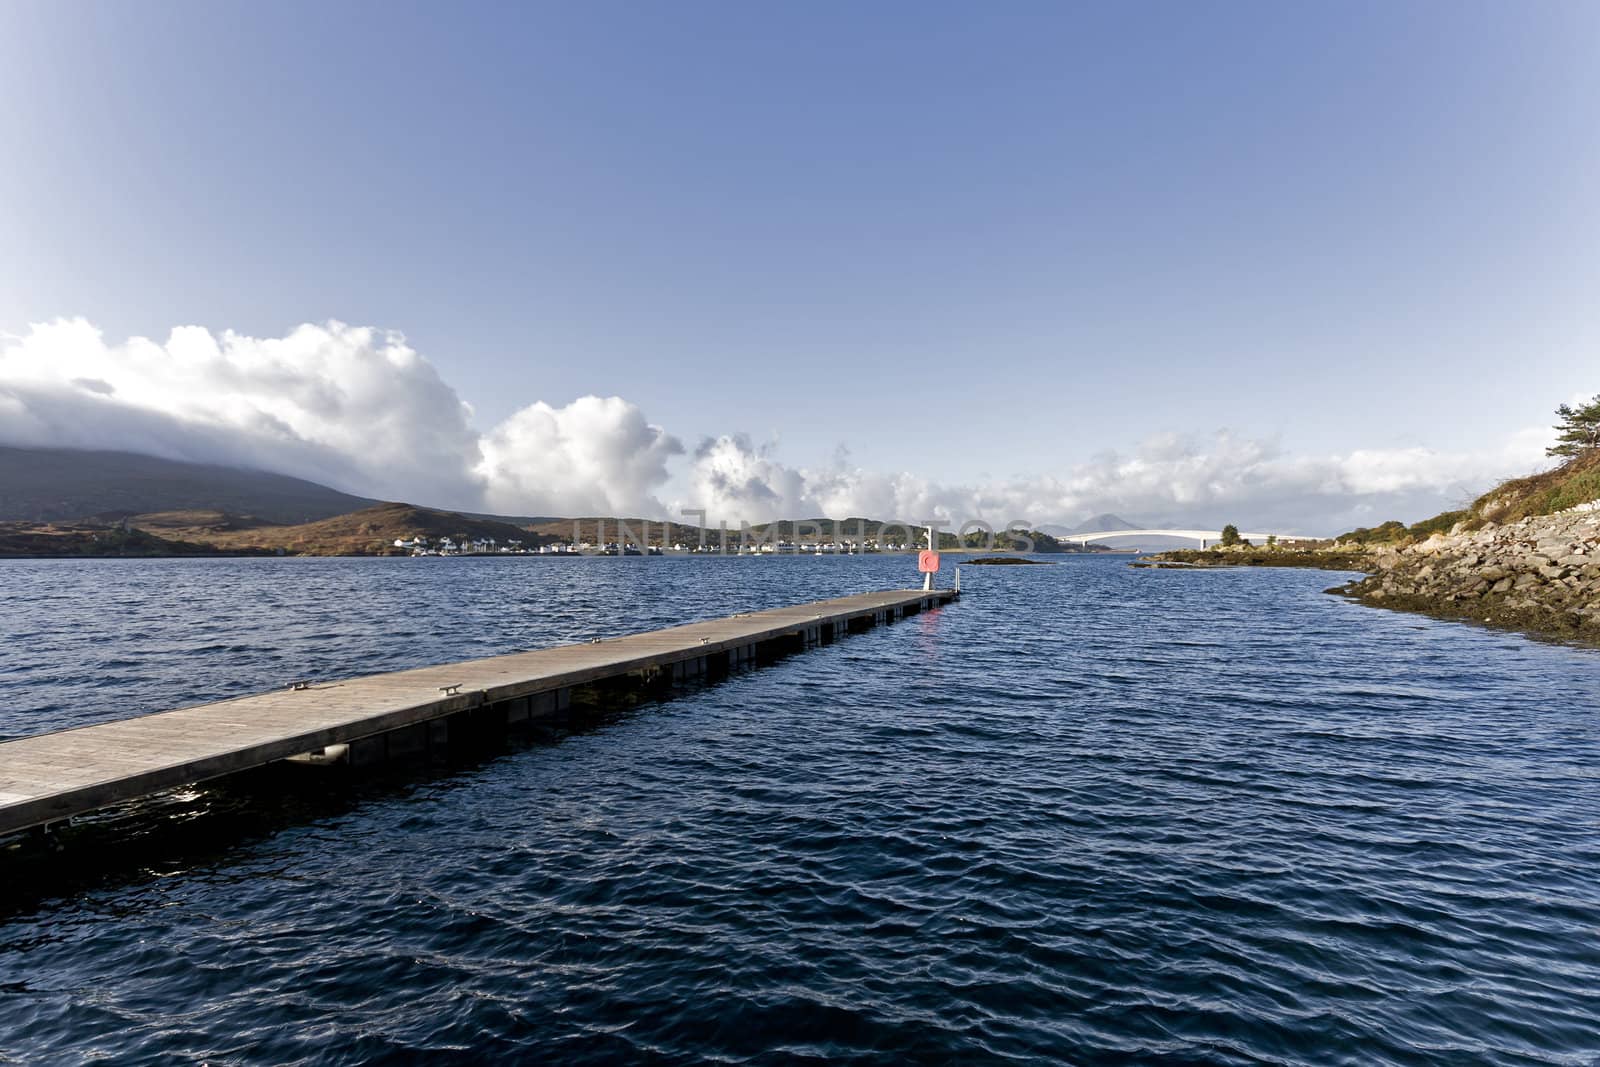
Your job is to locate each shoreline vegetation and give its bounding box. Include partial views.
[0,447,1114,561]
[0,505,1111,560]
[6,398,1594,650]
[1136,430,1600,647]
[0,521,278,559]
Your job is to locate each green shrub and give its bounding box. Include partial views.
[1406,510,1471,540]
[1473,450,1600,523]
[1335,520,1408,545]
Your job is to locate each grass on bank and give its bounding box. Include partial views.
[1471,448,1600,524]
[1336,449,1600,545]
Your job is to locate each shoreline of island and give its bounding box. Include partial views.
[1133,451,1600,647]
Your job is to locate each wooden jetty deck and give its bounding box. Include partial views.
[0,588,957,837]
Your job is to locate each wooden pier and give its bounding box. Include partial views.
[0,588,957,837]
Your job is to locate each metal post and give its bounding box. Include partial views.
[924,524,934,591]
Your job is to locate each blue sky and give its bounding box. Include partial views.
[0,2,1596,530]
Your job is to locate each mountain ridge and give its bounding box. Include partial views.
[0,445,1112,552]
[1067,513,1141,533]
[0,446,380,524]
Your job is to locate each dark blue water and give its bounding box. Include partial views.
[2,555,1598,1065]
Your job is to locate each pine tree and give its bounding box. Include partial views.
[1220,524,1242,546]
[1549,395,1600,458]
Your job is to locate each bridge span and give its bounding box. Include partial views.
[1066,529,1315,548]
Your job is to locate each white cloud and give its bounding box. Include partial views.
[0,317,1557,533]
[0,318,680,516]
[477,396,681,517]
[673,427,1553,535]
[685,434,821,522]
[0,318,482,507]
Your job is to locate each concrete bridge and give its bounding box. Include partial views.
[1066,529,1314,549]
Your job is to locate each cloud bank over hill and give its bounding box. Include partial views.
[0,319,680,516]
[681,430,1550,534]
[0,319,1550,533]
[0,319,484,509]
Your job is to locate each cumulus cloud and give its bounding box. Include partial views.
[673,428,1553,535]
[0,317,1555,533]
[0,318,680,516]
[477,396,681,517]
[0,318,483,507]
[686,435,821,520]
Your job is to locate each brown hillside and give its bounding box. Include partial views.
[129,510,282,534]
[133,503,557,556]
[0,521,263,558]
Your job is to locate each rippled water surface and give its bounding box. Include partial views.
[2,555,1599,1065]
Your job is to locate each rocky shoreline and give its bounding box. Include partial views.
[1139,508,1600,647]
[1132,548,1371,570]
[1332,508,1600,644]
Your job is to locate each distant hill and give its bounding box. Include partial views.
[0,446,379,524]
[1065,513,1141,534]
[528,515,955,547]
[133,502,558,556]
[0,445,1175,555]
[458,510,564,527]
[0,519,272,558]
[528,516,717,546]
